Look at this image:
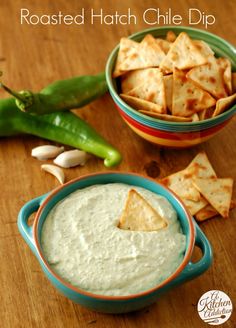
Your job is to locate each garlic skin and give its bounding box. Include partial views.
[32,145,64,160]
[54,149,88,168]
[41,164,65,184]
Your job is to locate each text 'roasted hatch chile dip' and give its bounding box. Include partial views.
[41,183,186,296]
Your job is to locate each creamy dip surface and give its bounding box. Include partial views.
[41,183,186,296]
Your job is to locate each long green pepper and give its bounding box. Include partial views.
[0,98,122,167]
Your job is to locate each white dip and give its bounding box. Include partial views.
[41,183,186,296]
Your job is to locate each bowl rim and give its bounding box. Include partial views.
[32,171,195,301]
[105,26,236,128]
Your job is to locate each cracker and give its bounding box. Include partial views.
[139,110,192,122]
[155,38,171,54]
[120,94,164,113]
[126,69,166,112]
[186,58,228,99]
[121,68,159,94]
[139,34,166,66]
[118,189,168,231]
[198,107,215,120]
[163,74,173,112]
[217,57,232,95]
[191,113,200,121]
[160,32,207,74]
[212,93,236,117]
[193,40,214,59]
[181,196,208,216]
[113,38,139,78]
[195,200,236,222]
[186,151,217,179]
[172,68,216,117]
[193,177,233,218]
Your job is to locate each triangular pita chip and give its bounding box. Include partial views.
[191,113,200,121]
[113,38,139,78]
[186,58,228,99]
[195,200,236,222]
[155,38,171,54]
[181,196,208,216]
[217,57,232,95]
[139,110,192,122]
[193,40,214,59]
[193,178,233,218]
[160,32,207,73]
[212,93,236,117]
[121,68,160,94]
[172,68,216,117]
[198,107,215,120]
[232,72,236,93]
[166,31,177,43]
[186,151,217,179]
[120,94,164,114]
[126,69,166,112]
[118,189,168,231]
[163,74,173,112]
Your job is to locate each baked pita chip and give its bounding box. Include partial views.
[166,30,177,43]
[118,189,168,231]
[186,151,217,179]
[217,57,232,95]
[139,34,166,66]
[195,200,236,222]
[113,38,139,78]
[181,196,208,216]
[120,94,164,113]
[121,68,160,94]
[160,32,207,73]
[172,68,216,117]
[191,113,200,121]
[193,40,214,59]
[155,38,171,54]
[163,74,173,112]
[232,72,236,93]
[186,58,228,99]
[198,107,215,120]
[193,178,233,218]
[212,93,236,117]
[126,69,166,112]
[139,110,192,122]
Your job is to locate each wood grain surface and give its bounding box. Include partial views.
[0,0,235,327]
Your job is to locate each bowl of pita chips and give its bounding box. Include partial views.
[106,27,236,148]
[18,172,212,313]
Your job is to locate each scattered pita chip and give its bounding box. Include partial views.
[113,38,139,78]
[160,169,201,201]
[160,32,207,74]
[139,110,192,122]
[212,93,236,117]
[155,38,171,54]
[193,178,233,218]
[126,69,166,112]
[217,57,232,95]
[118,189,168,231]
[166,31,177,43]
[195,200,236,222]
[121,68,159,94]
[198,107,215,120]
[172,68,216,117]
[120,94,164,114]
[232,72,236,93]
[163,74,173,112]
[186,151,217,179]
[186,59,228,99]
[181,196,208,216]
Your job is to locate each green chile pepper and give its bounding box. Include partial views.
[1,72,108,114]
[0,98,122,167]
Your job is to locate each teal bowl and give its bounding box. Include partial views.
[106,27,236,147]
[18,172,212,313]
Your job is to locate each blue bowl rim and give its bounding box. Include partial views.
[105,26,236,130]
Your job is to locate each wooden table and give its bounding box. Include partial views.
[0,0,235,327]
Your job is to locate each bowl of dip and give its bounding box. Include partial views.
[106,26,236,148]
[18,172,212,313]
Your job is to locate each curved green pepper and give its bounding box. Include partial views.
[1,72,108,115]
[0,98,122,167]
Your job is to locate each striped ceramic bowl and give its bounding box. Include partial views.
[106,27,236,148]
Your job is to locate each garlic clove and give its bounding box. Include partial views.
[54,149,88,168]
[41,164,65,184]
[32,145,64,160]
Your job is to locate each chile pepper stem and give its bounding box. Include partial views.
[0,82,27,103]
